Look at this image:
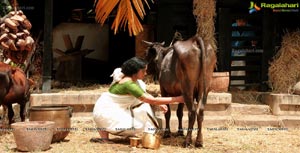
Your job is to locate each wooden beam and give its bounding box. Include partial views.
[74,35,84,50]
[53,49,65,56]
[63,34,74,50]
[42,0,53,92]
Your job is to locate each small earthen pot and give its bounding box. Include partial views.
[11,121,55,152]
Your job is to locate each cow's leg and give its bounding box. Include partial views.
[7,104,15,124]
[19,103,26,122]
[176,103,184,136]
[163,104,171,138]
[195,107,204,148]
[1,105,8,123]
[183,101,196,148]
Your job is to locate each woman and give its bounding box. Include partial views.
[92,57,184,143]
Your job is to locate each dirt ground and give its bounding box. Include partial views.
[1,117,300,153]
[1,83,300,152]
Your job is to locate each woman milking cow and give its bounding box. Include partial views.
[91,57,184,143]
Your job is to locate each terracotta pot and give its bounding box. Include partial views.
[11,121,55,152]
[210,72,230,92]
[29,105,73,143]
[142,132,161,149]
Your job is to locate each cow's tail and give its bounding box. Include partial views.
[196,36,207,106]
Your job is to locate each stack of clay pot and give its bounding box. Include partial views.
[0,10,34,64]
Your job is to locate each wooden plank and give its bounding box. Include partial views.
[230,76,246,80]
[231,56,261,61]
[230,83,260,87]
[232,36,261,41]
[63,34,73,50]
[232,26,261,31]
[74,36,84,50]
[230,65,261,71]
[56,55,75,62]
[53,49,66,56]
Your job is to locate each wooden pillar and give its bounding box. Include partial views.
[217,8,231,71]
[262,10,274,90]
[42,0,53,92]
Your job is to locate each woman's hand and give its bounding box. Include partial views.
[174,96,185,103]
[159,105,168,113]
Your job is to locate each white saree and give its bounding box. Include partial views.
[93,92,158,137]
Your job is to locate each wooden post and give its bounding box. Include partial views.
[42,0,53,92]
[217,8,231,71]
[262,10,274,90]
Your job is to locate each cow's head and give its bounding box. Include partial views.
[143,40,165,62]
[143,40,171,76]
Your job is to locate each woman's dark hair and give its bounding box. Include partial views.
[121,57,147,76]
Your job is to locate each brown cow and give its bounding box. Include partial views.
[0,62,30,124]
[144,35,216,147]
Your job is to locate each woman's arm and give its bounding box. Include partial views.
[138,93,184,105]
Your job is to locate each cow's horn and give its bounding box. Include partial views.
[142,40,153,46]
[161,41,165,46]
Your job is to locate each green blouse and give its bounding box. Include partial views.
[109,81,145,98]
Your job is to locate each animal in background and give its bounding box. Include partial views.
[0,62,30,124]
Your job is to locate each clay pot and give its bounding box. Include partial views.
[210,72,230,92]
[29,105,73,143]
[142,132,161,149]
[11,121,55,152]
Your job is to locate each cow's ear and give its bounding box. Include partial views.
[161,42,165,46]
[142,40,153,46]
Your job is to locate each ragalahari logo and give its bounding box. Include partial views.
[249,1,261,14]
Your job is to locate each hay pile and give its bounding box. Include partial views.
[193,0,217,51]
[268,30,300,93]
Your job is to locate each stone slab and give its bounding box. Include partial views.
[30,92,232,115]
[170,92,232,115]
[278,116,300,128]
[233,115,281,127]
[230,103,271,115]
[262,93,300,115]
[30,93,100,113]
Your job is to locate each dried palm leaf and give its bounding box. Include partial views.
[94,0,153,36]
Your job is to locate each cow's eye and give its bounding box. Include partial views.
[149,49,156,55]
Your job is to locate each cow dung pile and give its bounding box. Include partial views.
[268,30,300,93]
[0,10,35,64]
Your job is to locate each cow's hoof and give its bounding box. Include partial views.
[175,131,184,137]
[195,141,203,148]
[163,131,171,138]
[182,141,192,148]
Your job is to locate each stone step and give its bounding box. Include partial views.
[69,113,300,130]
[167,113,300,129]
[278,116,300,128]
[169,92,232,116]
[29,92,232,115]
[6,92,299,129]
[262,93,300,115]
[232,115,281,127]
[230,103,271,115]
[170,103,271,116]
